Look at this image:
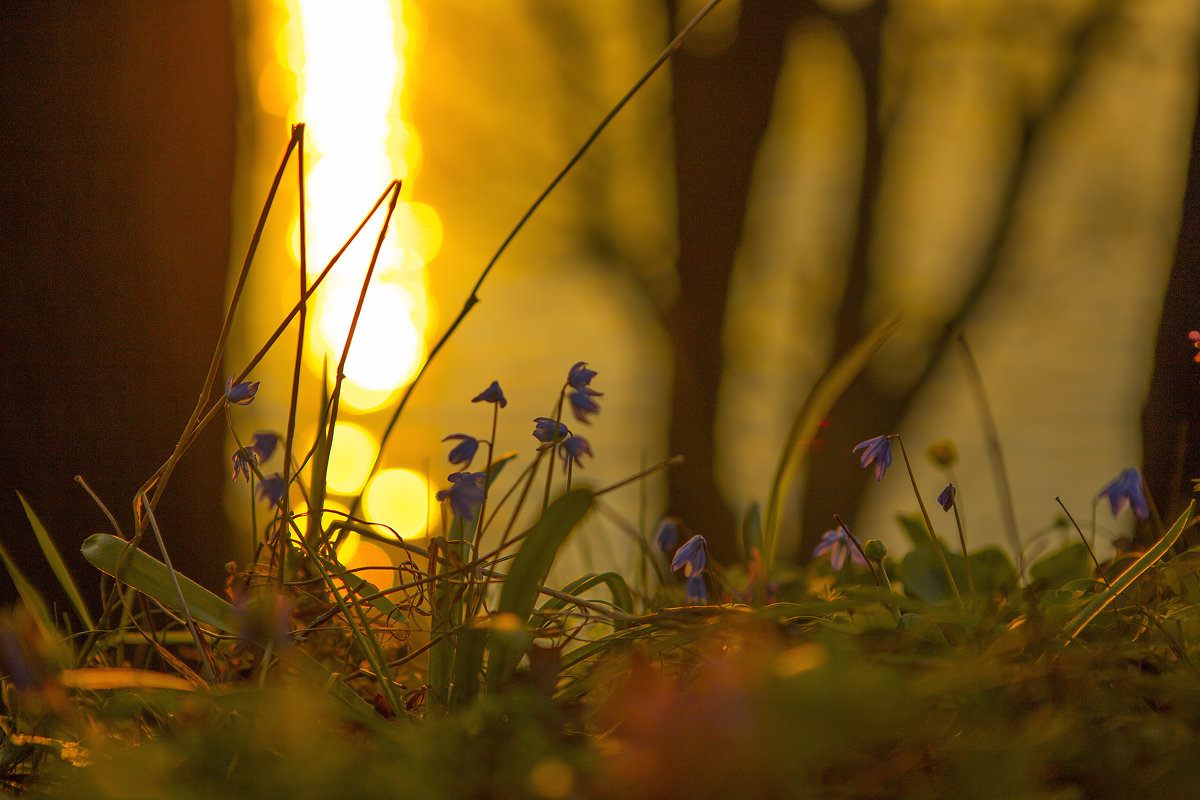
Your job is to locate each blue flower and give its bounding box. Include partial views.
[443,434,480,468]
[853,436,892,482]
[532,417,570,448]
[232,448,255,482]
[568,388,602,424]
[436,471,487,520]
[1098,468,1150,521]
[654,518,681,553]
[225,375,260,405]
[813,526,867,571]
[567,362,598,390]
[671,534,708,578]
[256,474,287,507]
[685,574,708,605]
[558,435,592,471]
[937,483,956,512]
[472,381,508,408]
[249,431,280,463]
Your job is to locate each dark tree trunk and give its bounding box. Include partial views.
[0,2,236,612]
[665,0,810,561]
[1142,91,1200,548]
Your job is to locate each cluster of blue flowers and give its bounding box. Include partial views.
[655,518,708,605]
[815,432,1152,568]
[225,376,286,507]
[436,363,601,522]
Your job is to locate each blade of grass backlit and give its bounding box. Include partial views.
[763,316,902,570]
[1057,500,1195,650]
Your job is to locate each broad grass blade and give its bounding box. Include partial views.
[486,488,594,690]
[81,533,375,718]
[81,533,238,632]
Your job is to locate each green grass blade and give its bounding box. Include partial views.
[81,533,375,718]
[0,537,59,642]
[532,572,634,629]
[1058,500,1194,649]
[82,533,238,632]
[17,492,95,630]
[486,488,594,690]
[763,316,902,570]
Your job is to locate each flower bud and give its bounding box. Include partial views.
[863,538,888,562]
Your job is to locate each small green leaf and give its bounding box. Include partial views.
[1028,542,1093,591]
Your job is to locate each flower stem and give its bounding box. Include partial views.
[894,436,964,610]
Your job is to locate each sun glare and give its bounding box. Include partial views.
[239,0,438,541]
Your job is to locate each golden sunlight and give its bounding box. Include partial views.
[230,0,438,548]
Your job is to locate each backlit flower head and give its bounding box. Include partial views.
[567,361,597,390]
[1190,330,1200,362]
[566,362,602,424]
[937,483,956,512]
[853,435,892,482]
[568,388,602,424]
[671,534,708,578]
[558,434,593,472]
[437,471,487,520]
[232,448,255,482]
[472,381,508,408]
[225,375,260,405]
[249,431,280,463]
[443,434,480,468]
[256,474,287,507]
[654,518,681,553]
[685,574,708,605]
[532,417,570,448]
[813,526,867,571]
[1098,468,1149,520]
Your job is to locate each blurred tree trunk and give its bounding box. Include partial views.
[666,0,810,561]
[1142,91,1200,548]
[0,3,236,611]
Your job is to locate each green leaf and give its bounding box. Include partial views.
[81,533,238,632]
[963,546,1018,597]
[1028,542,1093,591]
[18,492,95,631]
[899,534,1017,604]
[764,316,901,570]
[1058,501,1195,649]
[487,488,594,689]
[896,513,931,552]
[81,533,375,719]
[899,549,952,603]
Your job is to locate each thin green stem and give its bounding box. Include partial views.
[894,436,964,610]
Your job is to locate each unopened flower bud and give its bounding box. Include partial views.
[863,539,888,562]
